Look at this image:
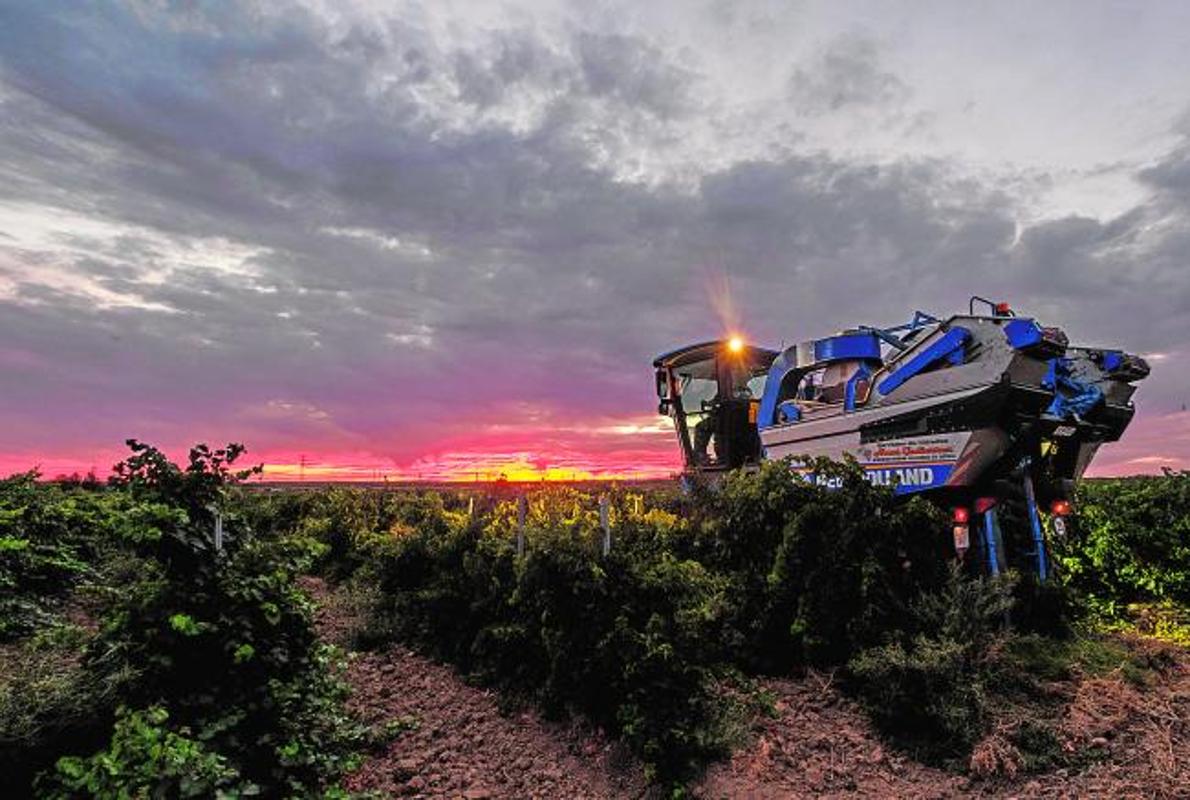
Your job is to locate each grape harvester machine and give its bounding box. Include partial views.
[653,297,1150,579]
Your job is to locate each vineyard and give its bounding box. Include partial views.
[2,442,1188,798]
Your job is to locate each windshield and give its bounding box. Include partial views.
[678,372,718,412]
[746,372,767,400]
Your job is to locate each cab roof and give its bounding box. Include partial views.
[652,340,778,371]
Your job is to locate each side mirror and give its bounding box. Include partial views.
[655,369,670,399]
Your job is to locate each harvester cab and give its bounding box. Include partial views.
[653,339,777,473]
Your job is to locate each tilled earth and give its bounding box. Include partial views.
[306,579,1190,799]
[695,673,968,799]
[339,647,644,799]
[695,658,1190,799]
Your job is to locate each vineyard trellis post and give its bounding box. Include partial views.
[516,495,527,556]
[207,503,224,553]
[599,495,610,556]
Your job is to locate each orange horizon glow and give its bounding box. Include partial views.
[2,410,1185,484]
[0,413,686,484]
[254,456,674,483]
[0,450,682,484]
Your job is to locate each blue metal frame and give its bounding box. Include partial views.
[857,310,941,351]
[1021,466,1048,581]
[876,326,972,396]
[844,362,873,411]
[757,349,798,430]
[983,508,1002,577]
[758,334,883,428]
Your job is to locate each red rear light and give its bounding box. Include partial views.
[974,497,997,514]
[1050,499,1072,516]
[952,507,971,556]
[995,302,1013,316]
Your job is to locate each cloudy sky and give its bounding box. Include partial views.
[1,0,1187,480]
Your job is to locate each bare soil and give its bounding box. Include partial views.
[694,672,967,799]
[339,647,645,799]
[697,654,1190,799]
[304,578,1190,799]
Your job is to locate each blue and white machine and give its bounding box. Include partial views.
[653,297,1150,577]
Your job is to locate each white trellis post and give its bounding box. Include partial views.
[599,495,611,556]
[214,509,224,552]
[516,495,527,556]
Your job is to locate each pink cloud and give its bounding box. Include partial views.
[1085,410,1190,477]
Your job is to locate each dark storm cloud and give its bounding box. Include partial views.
[996,132,1190,358]
[451,28,696,119]
[1139,140,1190,207]
[788,34,910,115]
[0,1,1186,471]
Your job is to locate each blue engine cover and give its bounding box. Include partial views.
[1004,318,1043,349]
[814,333,882,362]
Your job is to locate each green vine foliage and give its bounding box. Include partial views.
[1061,471,1190,614]
[346,460,957,786]
[6,445,1185,794]
[848,567,1018,761]
[683,458,952,670]
[350,486,739,786]
[0,472,111,640]
[40,706,253,799]
[1,441,361,797]
[88,441,360,796]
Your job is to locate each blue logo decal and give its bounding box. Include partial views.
[865,464,953,494]
[796,463,954,494]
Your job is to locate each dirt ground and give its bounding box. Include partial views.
[305,578,1190,799]
[339,647,646,799]
[696,658,1190,799]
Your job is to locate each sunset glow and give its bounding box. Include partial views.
[254,445,678,484]
[0,413,685,484]
[3,409,1185,484]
